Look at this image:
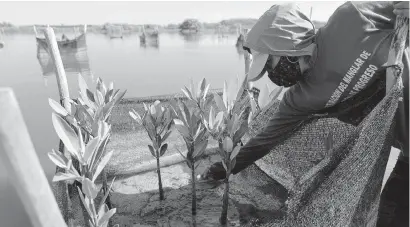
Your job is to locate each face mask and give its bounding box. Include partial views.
[267,56,303,87]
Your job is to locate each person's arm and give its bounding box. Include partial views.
[232,93,311,174]
[395,47,409,160]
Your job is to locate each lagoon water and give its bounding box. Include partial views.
[0,31,248,226]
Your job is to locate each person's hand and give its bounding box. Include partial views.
[393,1,409,18]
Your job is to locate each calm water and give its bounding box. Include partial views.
[0,31,246,226]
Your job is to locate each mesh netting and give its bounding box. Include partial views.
[228,71,403,226]
[36,34,92,78]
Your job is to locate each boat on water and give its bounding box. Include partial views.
[0,28,4,49]
[33,24,92,78]
[180,28,198,35]
[140,26,159,44]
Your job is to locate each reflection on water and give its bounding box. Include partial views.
[179,32,202,43]
[36,33,92,79]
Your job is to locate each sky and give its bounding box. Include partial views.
[0,1,346,26]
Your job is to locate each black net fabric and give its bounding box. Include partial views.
[36,34,92,78]
[230,72,403,226]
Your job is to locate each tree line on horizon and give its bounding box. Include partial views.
[0,18,327,34]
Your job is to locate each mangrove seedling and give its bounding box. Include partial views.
[205,77,284,225]
[207,78,253,226]
[129,100,173,200]
[170,99,210,215]
[54,74,126,209]
[48,112,117,227]
[180,78,213,118]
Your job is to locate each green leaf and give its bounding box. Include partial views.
[48,149,68,169]
[84,136,100,165]
[148,145,156,157]
[233,122,248,145]
[108,82,114,91]
[97,78,107,97]
[98,177,116,213]
[97,208,116,227]
[202,83,210,101]
[213,93,226,112]
[105,89,114,103]
[98,204,107,225]
[149,104,157,117]
[193,139,208,158]
[214,111,224,129]
[86,89,96,104]
[160,143,168,156]
[193,123,202,141]
[113,90,127,106]
[91,121,99,137]
[173,119,191,139]
[197,78,206,99]
[82,178,99,200]
[222,81,228,108]
[129,110,142,124]
[227,115,236,135]
[132,109,143,124]
[204,95,213,108]
[231,157,237,170]
[92,150,114,182]
[153,100,161,106]
[221,161,228,172]
[181,87,193,100]
[52,112,80,159]
[70,103,77,116]
[48,98,69,116]
[143,102,149,111]
[96,90,104,106]
[182,102,191,127]
[161,130,172,144]
[190,78,195,100]
[175,146,186,160]
[77,186,94,220]
[98,121,110,139]
[52,172,81,182]
[89,135,109,173]
[230,145,241,160]
[208,106,215,130]
[76,104,93,130]
[78,74,90,103]
[77,128,86,164]
[223,137,233,153]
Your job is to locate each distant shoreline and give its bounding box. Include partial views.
[0,20,326,35]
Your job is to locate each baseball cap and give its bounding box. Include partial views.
[244,3,316,82]
[247,49,269,82]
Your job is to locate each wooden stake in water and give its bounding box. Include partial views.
[0,88,67,227]
[43,27,71,110]
[43,26,74,226]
